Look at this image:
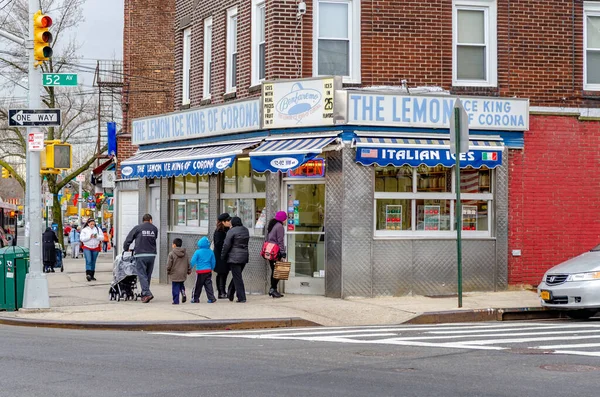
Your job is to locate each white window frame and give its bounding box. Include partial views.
[182,27,192,105]
[313,0,361,84]
[226,7,238,93]
[203,17,213,99]
[584,2,600,90]
[251,0,266,86]
[452,0,497,87]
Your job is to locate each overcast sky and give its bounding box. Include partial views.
[79,0,123,61]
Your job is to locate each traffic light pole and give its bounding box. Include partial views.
[23,0,50,309]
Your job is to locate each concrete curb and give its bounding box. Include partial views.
[0,316,320,332]
[405,307,565,324]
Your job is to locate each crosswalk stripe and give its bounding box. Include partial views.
[538,343,600,349]
[427,324,600,334]
[453,334,600,345]
[554,350,600,357]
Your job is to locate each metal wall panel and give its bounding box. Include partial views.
[340,146,373,298]
[325,150,343,298]
[495,148,509,290]
[372,240,413,296]
[412,240,458,296]
[158,178,169,283]
[462,239,497,291]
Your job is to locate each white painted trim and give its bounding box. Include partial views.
[251,0,266,87]
[584,2,600,90]
[226,7,238,94]
[452,0,497,87]
[529,106,600,117]
[182,28,192,105]
[313,0,361,84]
[203,17,213,100]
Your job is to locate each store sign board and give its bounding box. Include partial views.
[287,158,325,178]
[355,147,502,169]
[262,77,341,129]
[347,93,529,131]
[132,99,261,145]
[120,155,236,179]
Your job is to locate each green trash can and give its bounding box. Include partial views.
[0,246,30,311]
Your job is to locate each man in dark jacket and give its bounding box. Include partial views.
[221,216,249,302]
[42,227,58,273]
[124,214,158,303]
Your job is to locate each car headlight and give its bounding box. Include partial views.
[567,272,600,281]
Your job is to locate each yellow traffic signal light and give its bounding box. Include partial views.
[33,10,53,62]
[1,167,8,178]
[41,142,72,170]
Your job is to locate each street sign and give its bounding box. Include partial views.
[28,132,45,151]
[449,98,469,154]
[76,174,85,182]
[42,73,78,87]
[9,109,61,127]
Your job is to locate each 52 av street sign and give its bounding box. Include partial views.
[9,109,62,127]
[42,73,78,87]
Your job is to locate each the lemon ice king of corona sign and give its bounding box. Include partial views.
[262,76,342,129]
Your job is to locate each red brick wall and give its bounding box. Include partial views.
[508,115,600,286]
[120,0,175,176]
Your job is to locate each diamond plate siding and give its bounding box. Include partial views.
[341,146,373,298]
[208,174,219,243]
[325,150,343,298]
[412,240,457,295]
[372,240,413,296]
[245,236,269,295]
[158,178,169,283]
[495,148,509,290]
[462,239,497,291]
[138,179,147,220]
[266,172,282,223]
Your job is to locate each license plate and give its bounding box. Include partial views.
[540,290,551,301]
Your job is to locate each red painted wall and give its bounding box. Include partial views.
[508,115,600,285]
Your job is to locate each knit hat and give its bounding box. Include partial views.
[218,212,231,222]
[275,211,287,222]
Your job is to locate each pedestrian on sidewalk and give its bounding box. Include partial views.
[42,227,58,273]
[80,219,104,281]
[265,211,287,298]
[221,216,250,303]
[123,214,158,303]
[102,228,109,252]
[69,226,81,258]
[166,238,191,304]
[213,212,231,299]
[190,236,216,303]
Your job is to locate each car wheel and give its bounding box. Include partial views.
[566,309,597,320]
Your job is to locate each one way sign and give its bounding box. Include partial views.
[9,109,61,127]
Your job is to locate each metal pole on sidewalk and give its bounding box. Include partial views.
[77,181,82,226]
[23,0,50,308]
[454,108,463,309]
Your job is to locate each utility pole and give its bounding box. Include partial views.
[22,0,50,308]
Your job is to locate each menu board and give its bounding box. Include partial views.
[462,205,477,231]
[385,205,402,230]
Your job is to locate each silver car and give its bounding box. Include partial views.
[537,244,600,319]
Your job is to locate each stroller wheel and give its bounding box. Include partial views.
[60,266,64,272]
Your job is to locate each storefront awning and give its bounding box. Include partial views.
[120,141,260,179]
[354,136,503,169]
[249,136,338,172]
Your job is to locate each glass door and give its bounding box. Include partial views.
[284,181,325,295]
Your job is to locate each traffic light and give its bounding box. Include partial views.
[41,142,72,170]
[33,10,53,62]
[1,167,10,178]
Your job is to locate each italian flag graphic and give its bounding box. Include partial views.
[482,152,498,161]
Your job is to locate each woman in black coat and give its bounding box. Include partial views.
[42,227,58,273]
[221,216,250,303]
[213,213,231,299]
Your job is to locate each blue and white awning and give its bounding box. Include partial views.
[249,136,338,173]
[354,136,503,169]
[120,141,259,179]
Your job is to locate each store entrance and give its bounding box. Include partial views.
[284,181,325,295]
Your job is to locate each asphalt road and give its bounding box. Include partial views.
[1,321,599,397]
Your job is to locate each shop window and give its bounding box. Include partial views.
[221,158,267,235]
[314,0,361,83]
[374,165,494,237]
[452,0,497,87]
[585,2,600,90]
[170,175,210,232]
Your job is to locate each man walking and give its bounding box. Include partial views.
[123,214,158,303]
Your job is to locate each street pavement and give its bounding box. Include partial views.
[0,251,544,328]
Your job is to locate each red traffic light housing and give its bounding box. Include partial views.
[33,11,53,62]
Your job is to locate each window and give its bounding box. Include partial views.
[221,158,267,235]
[251,0,266,86]
[226,7,238,93]
[170,175,210,232]
[374,165,493,237]
[585,2,600,90]
[452,0,497,87]
[182,27,192,105]
[203,17,213,99]
[313,0,361,83]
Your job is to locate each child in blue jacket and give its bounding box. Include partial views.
[190,237,216,303]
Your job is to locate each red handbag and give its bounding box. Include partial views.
[260,241,280,260]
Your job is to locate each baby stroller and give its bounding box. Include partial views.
[109,252,140,301]
[54,242,65,273]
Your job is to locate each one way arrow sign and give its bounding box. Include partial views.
[9,109,62,127]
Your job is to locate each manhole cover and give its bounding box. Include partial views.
[540,364,600,372]
[508,348,555,355]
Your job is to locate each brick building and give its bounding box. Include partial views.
[118,0,600,297]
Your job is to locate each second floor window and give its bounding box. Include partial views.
[226,7,238,93]
[585,3,600,90]
[452,0,497,87]
[182,27,191,105]
[252,0,266,86]
[203,17,212,99]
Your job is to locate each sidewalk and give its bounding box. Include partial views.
[0,252,544,330]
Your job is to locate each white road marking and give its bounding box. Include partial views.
[538,343,600,349]
[553,350,600,357]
